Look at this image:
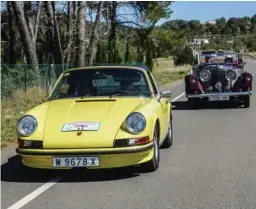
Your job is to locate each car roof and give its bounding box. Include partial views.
[65,64,150,73]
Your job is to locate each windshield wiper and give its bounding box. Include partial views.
[109,90,152,98]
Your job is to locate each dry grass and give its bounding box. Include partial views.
[1,87,48,147]
[1,57,191,147]
[248,52,256,57]
[153,57,191,86]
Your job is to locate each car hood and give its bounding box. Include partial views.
[43,97,150,148]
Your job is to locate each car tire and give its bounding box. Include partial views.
[188,98,199,109]
[161,118,173,148]
[140,125,160,172]
[243,95,250,108]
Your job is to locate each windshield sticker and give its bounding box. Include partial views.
[62,122,100,132]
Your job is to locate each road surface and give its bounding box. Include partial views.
[1,58,256,209]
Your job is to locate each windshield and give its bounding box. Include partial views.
[51,68,152,99]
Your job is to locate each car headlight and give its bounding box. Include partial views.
[125,112,146,134]
[17,115,38,136]
[226,70,237,80]
[199,70,211,82]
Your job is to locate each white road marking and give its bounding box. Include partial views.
[171,92,185,102]
[7,176,62,209]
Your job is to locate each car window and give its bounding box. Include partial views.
[51,68,152,99]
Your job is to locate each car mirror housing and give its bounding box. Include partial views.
[160,90,172,99]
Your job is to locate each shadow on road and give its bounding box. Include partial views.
[1,155,141,183]
[172,101,244,110]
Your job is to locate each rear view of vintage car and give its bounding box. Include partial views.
[185,53,253,108]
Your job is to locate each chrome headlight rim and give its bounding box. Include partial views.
[124,112,146,135]
[17,115,38,137]
[199,70,211,82]
[226,69,237,80]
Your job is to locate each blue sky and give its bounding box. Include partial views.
[158,1,256,25]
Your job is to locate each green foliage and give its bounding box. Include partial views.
[173,46,194,66]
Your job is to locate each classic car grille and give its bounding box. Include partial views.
[208,70,228,92]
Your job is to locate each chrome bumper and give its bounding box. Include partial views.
[187,91,252,98]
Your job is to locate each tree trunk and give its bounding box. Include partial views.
[7,1,17,64]
[88,1,103,65]
[64,1,74,67]
[107,1,117,63]
[44,1,63,78]
[11,1,38,68]
[70,1,77,65]
[24,1,35,42]
[34,1,42,43]
[75,1,86,67]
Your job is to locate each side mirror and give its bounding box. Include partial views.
[160,90,172,99]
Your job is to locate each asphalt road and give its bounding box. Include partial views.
[2,58,256,209]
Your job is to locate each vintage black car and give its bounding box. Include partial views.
[185,54,253,108]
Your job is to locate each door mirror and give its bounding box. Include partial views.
[160,90,172,99]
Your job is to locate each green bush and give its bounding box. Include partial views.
[173,46,194,66]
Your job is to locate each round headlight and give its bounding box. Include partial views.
[199,70,211,82]
[17,115,37,136]
[226,70,237,80]
[125,112,146,134]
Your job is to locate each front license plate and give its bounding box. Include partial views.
[52,157,99,167]
[209,95,229,101]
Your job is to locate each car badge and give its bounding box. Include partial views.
[215,82,222,91]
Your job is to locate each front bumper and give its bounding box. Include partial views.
[186,91,252,98]
[16,142,154,169]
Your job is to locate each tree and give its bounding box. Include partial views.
[11,1,38,68]
[75,1,86,67]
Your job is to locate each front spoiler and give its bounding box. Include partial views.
[186,91,252,98]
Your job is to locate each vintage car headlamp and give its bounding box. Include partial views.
[226,70,237,80]
[17,115,38,136]
[125,112,146,134]
[199,70,211,82]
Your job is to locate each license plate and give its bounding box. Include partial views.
[209,95,229,101]
[52,157,99,167]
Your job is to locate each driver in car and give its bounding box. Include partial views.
[224,55,233,63]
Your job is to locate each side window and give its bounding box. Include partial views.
[147,72,159,95]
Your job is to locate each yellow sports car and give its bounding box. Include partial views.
[16,65,173,172]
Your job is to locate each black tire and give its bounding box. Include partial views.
[140,125,160,172]
[161,118,173,148]
[243,95,250,108]
[188,98,199,109]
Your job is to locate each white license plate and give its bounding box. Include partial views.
[209,95,230,101]
[52,157,99,167]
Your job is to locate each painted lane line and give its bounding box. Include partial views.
[171,92,185,102]
[7,176,62,209]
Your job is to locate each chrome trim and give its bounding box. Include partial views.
[187,91,252,98]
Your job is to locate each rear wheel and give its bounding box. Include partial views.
[140,126,160,172]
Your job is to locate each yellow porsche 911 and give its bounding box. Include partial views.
[16,65,173,172]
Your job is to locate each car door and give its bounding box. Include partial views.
[147,72,169,139]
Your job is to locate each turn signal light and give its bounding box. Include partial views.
[114,136,150,147]
[18,139,43,148]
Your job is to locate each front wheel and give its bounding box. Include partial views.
[140,126,160,172]
[161,118,173,148]
[242,95,250,108]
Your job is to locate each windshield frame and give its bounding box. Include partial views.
[49,67,154,100]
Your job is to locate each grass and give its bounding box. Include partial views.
[1,57,191,147]
[1,87,48,148]
[153,57,191,86]
[248,52,256,57]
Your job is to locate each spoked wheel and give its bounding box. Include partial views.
[140,126,160,172]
